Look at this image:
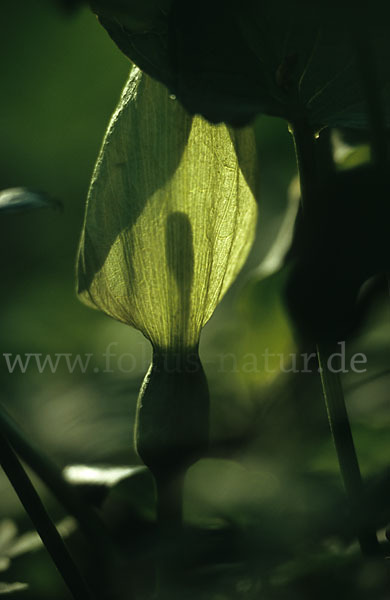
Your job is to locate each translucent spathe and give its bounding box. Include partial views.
[77,67,257,352]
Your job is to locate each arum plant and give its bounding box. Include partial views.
[77,67,257,530]
[79,0,390,567]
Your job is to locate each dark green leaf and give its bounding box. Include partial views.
[100,465,156,523]
[285,165,390,342]
[239,1,390,129]
[93,0,390,128]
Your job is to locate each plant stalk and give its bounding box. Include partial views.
[0,429,95,600]
[153,469,185,599]
[0,404,112,551]
[317,343,379,554]
[290,119,380,555]
[155,470,184,532]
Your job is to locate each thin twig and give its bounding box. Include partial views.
[0,430,95,600]
[0,403,113,552]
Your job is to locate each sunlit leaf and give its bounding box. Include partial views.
[77,67,257,353]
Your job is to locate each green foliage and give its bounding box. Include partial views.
[285,164,390,343]
[1,1,390,599]
[0,516,76,596]
[90,0,172,31]
[77,67,257,352]
[94,0,390,128]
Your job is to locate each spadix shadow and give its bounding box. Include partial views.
[165,211,194,349]
[77,70,192,303]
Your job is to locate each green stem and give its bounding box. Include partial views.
[0,404,112,551]
[155,470,184,532]
[154,470,185,598]
[317,343,379,554]
[0,430,95,600]
[290,119,380,555]
[289,120,319,209]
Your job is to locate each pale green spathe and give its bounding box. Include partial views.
[77,67,257,352]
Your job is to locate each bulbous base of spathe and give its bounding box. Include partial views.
[134,347,209,477]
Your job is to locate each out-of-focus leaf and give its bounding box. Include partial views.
[241,129,387,345]
[0,582,28,595]
[0,516,75,598]
[77,67,257,353]
[254,177,300,279]
[63,464,145,487]
[0,521,16,573]
[238,269,296,384]
[0,562,10,575]
[0,522,17,559]
[7,517,76,559]
[0,188,61,214]
[63,463,147,505]
[236,179,298,384]
[285,165,390,343]
[56,0,85,13]
[101,465,156,522]
[332,131,370,170]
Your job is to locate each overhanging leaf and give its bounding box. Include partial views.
[95,1,390,129]
[77,67,257,352]
[238,1,390,129]
[91,0,172,32]
[285,164,390,342]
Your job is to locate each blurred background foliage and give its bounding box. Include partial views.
[0,1,389,598]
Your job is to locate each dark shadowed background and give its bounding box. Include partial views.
[0,1,389,598]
